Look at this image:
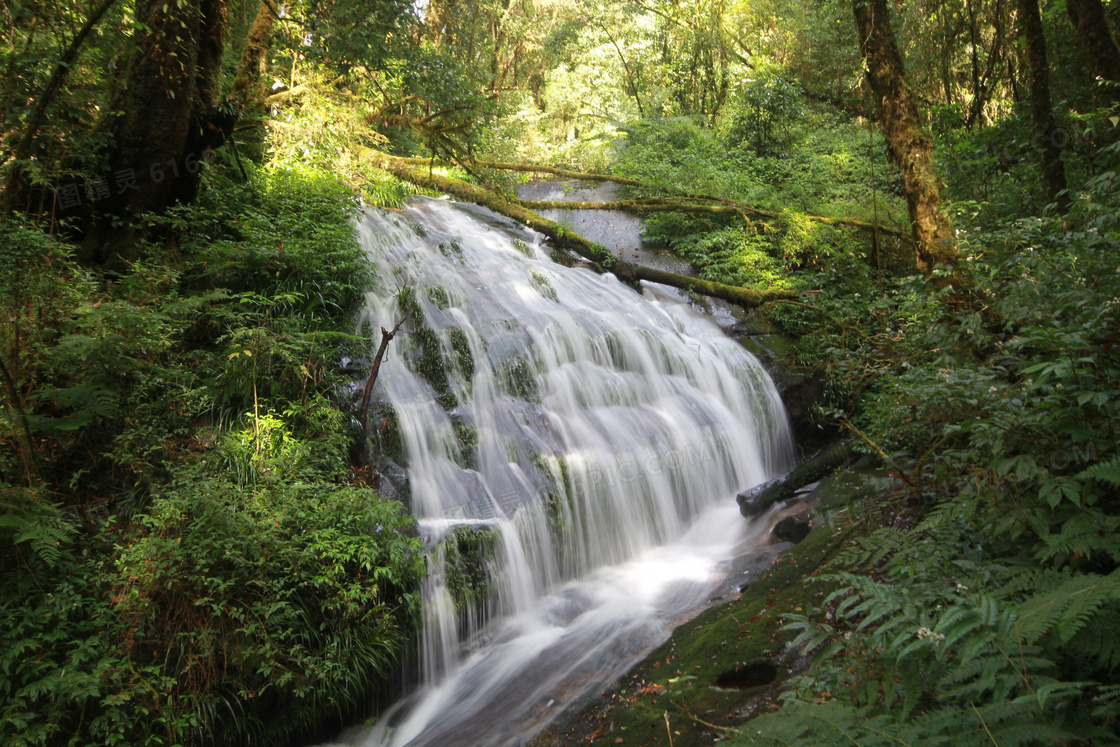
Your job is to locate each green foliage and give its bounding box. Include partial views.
[643,219,788,287]
[441,525,499,627]
[110,474,422,744]
[0,161,423,746]
[738,162,1120,743]
[613,103,903,226]
[724,69,805,155]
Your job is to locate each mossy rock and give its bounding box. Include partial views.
[449,328,474,382]
[500,355,540,402]
[443,525,500,622]
[530,269,558,302]
[425,286,451,309]
[371,402,403,462]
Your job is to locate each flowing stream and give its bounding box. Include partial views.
[333,195,795,746]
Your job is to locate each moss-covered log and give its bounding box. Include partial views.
[737,440,854,518]
[368,151,798,309]
[373,155,903,236]
[613,261,797,307]
[519,199,903,235]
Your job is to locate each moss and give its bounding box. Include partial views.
[371,403,403,462]
[549,248,576,267]
[406,218,428,237]
[425,286,450,309]
[449,328,474,382]
[438,240,464,260]
[443,525,500,623]
[415,327,449,394]
[512,239,534,257]
[397,286,452,403]
[500,355,539,402]
[454,421,477,466]
[396,285,423,324]
[535,453,574,565]
[530,269,558,302]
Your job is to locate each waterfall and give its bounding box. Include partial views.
[337,196,795,746]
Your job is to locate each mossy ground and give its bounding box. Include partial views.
[530,464,895,746]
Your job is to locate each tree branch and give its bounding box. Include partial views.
[357,318,405,434]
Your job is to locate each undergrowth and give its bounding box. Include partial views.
[0,163,424,746]
[723,148,1120,743]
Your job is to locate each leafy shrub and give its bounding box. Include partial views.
[1,159,423,746]
[724,70,805,154]
[110,475,423,745]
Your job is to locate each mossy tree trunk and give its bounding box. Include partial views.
[92,0,227,260]
[231,0,277,114]
[1065,0,1120,85]
[852,0,955,273]
[1016,0,1070,211]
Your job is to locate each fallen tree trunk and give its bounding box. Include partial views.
[383,154,648,188]
[737,439,854,518]
[519,199,902,235]
[368,150,798,309]
[383,155,903,236]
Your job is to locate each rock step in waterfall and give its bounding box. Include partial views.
[332,195,795,747]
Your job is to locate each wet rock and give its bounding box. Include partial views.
[773,517,812,544]
[376,458,410,504]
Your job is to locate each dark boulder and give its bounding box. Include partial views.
[773,517,812,544]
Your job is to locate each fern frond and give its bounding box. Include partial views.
[1077,455,1120,486]
[830,528,909,571]
[0,500,77,567]
[1014,570,1120,645]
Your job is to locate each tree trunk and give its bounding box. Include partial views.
[0,354,42,490]
[92,0,228,259]
[852,0,955,272]
[231,0,277,113]
[1016,0,1069,211]
[1065,0,1120,84]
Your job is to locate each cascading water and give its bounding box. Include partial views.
[334,196,795,747]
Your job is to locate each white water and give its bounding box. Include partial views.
[336,197,794,747]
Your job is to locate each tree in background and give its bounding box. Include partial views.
[852,0,955,271]
[1065,0,1120,86]
[1015,0,1068,211]
[91,0,230,260]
